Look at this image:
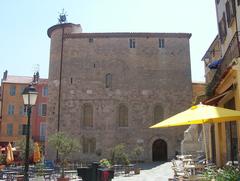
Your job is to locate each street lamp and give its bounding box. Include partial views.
[22,84,38,181]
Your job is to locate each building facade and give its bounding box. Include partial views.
[202,0,240,166]
[0,71,48,146]
[46,23,192,162]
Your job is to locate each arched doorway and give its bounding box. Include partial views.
[152,139,167,162]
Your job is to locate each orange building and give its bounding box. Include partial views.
[0,71,48,146]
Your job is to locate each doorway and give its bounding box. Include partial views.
[152,139,167,161]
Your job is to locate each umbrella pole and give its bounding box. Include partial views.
[202,124,208,164]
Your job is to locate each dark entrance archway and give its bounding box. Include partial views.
[152,139,167,162]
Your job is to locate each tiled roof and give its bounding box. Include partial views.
[2,75,33,84]
[2,75,48,84]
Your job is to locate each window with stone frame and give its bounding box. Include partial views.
[118,104,128,127]
[83,103,93,127]
[218,13,227,43]
[238,0,240,6]
[129,38,136,48]
[225,0,236,27]
[82,136,96,154]
[153,104,164,124]
[105,73,112,88]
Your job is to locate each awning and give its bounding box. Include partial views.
[203,90,232,105]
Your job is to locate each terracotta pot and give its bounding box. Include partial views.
[57,177,70,181]
[134,167,141,174]
[0,165,5,170]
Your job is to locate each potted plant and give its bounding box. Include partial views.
[131,145,143,174]
[48,132,80,181]
[99,158,111,168]
[110,144,130,174]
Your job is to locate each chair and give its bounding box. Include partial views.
[44,160,55,169]
[171,160,189,179]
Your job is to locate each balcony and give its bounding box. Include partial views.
[206,31,240,96]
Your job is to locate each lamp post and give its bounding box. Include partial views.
[22,84,38,181]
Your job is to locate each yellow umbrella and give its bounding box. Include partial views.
[6,143,14,164]
[33,142,41,163]
[150,103,240,128]
[150,103,240,162]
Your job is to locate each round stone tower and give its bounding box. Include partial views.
[46,23,82,160]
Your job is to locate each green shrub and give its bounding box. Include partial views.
[131,145,143,163]
[0,153,6,165]
[203,166,240,181]
[111,144,129,165]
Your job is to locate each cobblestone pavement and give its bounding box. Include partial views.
[113,162,174,181]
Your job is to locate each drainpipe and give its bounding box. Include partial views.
[56,25,64,161]
[57,25,65,132]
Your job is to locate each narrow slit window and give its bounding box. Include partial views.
[129,38,136,48]
[105,73,112,88]
[159,39,165,48]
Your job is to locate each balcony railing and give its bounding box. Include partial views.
[206,31,240,96]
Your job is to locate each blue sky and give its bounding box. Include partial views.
[0,0,217,82]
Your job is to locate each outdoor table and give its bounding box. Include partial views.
[184,164,196,175]
[176,155,192,160]
[182,159,195,166]
[2,170,19,181]
[14,174,24,181]
[113,165,123,175]
[124,164,135,175]
[64,170,78,179]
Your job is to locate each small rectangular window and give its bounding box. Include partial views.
[129,39,136,48]
[89,38,94,43]
[159,39,165,48]
[42,86,48,96]
[8,105,14,115]
[9,85,16,96]
[40,123,46,141]
[18,124,23,135]
[7,124,13,136]
[38,104,47,116]
[216,0,220,4]
[238,0,240,6]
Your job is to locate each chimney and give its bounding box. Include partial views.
[2,70,8,81]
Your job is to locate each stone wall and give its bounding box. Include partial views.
[46,23,192,162]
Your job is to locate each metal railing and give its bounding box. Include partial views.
[206,31,240,96]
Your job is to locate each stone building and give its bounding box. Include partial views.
[46,22,192,162]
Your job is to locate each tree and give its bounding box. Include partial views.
[131,145,144,163]
[48,132,80,179]
[111,144,129,165]
[15,137,34,160]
